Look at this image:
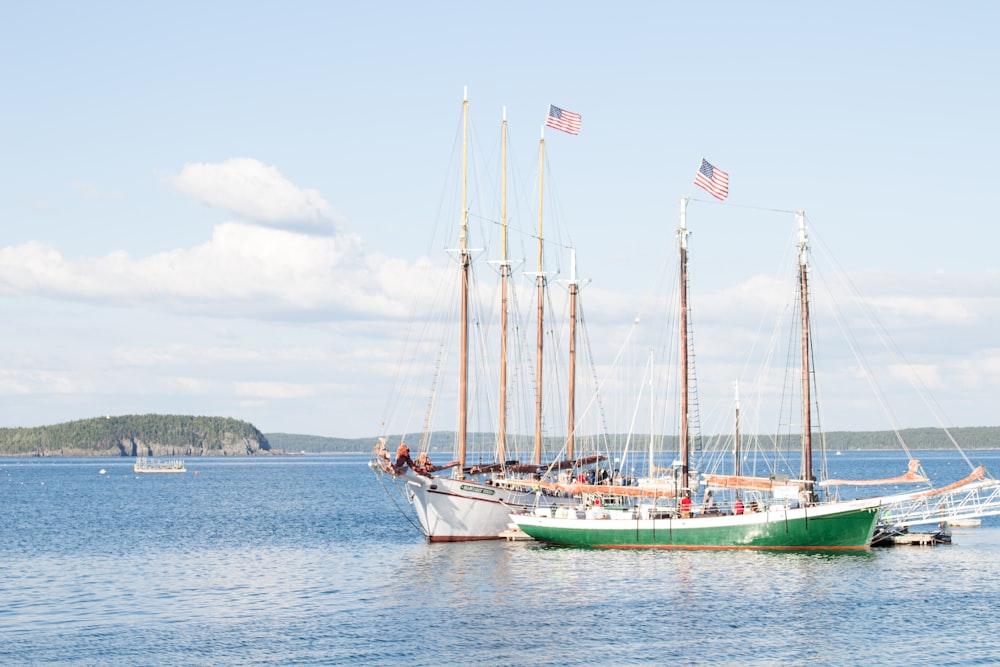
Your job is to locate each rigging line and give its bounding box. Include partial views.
[497,217,579,253]
[539,151,573,254]
[379,254,451,442]
[805,287,834,486]
[374,473,426,536]
[686,196,800,215]
[733,226,799,445]
[577,299,612,441]
[416,257,463,455]
[807,218,976,471]
[807,219,939,465]
[616,348,655,473]
[537,277,566,448]
[812,264,916,460]
[378,235,454,435]
[506,276,534,446]
[540,309,647,477]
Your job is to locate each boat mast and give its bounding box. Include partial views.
[734,380,741,502]
[678,197,691,495]
[649,349,655,477]
[567,248,578,460]
[497,107,509,464]
[533,128,546,465]
[797,211,817,503]
[458,90,470,473]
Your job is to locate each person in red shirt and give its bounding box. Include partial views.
[680,493,692,518]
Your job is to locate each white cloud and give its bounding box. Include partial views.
[0,222,431,320]
[169,158,337,232]
[0,156,463,324]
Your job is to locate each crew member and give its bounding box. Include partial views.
[414,451,434,476]
[703,490,719,515]
[394,442,415,470]
[680,493,692,518]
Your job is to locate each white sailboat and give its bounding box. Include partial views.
[369,93,602,541]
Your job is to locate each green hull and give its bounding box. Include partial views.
[512,499,881,550]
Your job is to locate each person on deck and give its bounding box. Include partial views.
[734,498,744,515]
[394,443,415,471]
[703,490,719,515]
[413,451,434,476]
[680,493,692,518]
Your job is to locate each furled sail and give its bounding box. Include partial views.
[821,459,929,487]
[702,474,784,491]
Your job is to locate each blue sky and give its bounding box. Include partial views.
[0,2,997,438]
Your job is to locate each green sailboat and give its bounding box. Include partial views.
[510,199,883,550]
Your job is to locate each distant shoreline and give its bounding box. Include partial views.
[4,446,1000,459]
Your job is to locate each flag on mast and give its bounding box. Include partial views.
[693,158,729,200]
[545,105,581,135]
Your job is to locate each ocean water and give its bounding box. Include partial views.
[2,451,999,666]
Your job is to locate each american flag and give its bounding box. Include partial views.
[545,105,581,135]
[693,158,729,200]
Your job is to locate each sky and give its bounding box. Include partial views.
[0,2,997,439]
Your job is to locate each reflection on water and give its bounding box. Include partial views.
[1,454,999,666]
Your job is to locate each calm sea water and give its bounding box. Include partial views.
[2,451,999,666]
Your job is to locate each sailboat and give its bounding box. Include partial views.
[369,93,603,541]
[510,199,885,550]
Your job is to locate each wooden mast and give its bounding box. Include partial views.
[457,91,470,472]
[797,211,817,502]
[532,129,546,465]
[497,108,509,464]
[734,381,741,502]
[567,248,578,460]
[678,197,691,495]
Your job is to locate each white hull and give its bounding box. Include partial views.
[405,472,576,542]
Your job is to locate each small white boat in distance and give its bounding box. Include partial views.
[133,457,186,474]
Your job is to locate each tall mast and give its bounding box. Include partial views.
[457,90,470,472]
[649,349,655,477]
[566,248,578,460]
[532,129,546,465]
[678,197,691,495]
[497,108,509,464]
[733,380,741,502]
[797,210,816,502]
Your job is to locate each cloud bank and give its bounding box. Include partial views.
[0,158,440,321]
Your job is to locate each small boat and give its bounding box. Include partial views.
[133,456,186,474]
